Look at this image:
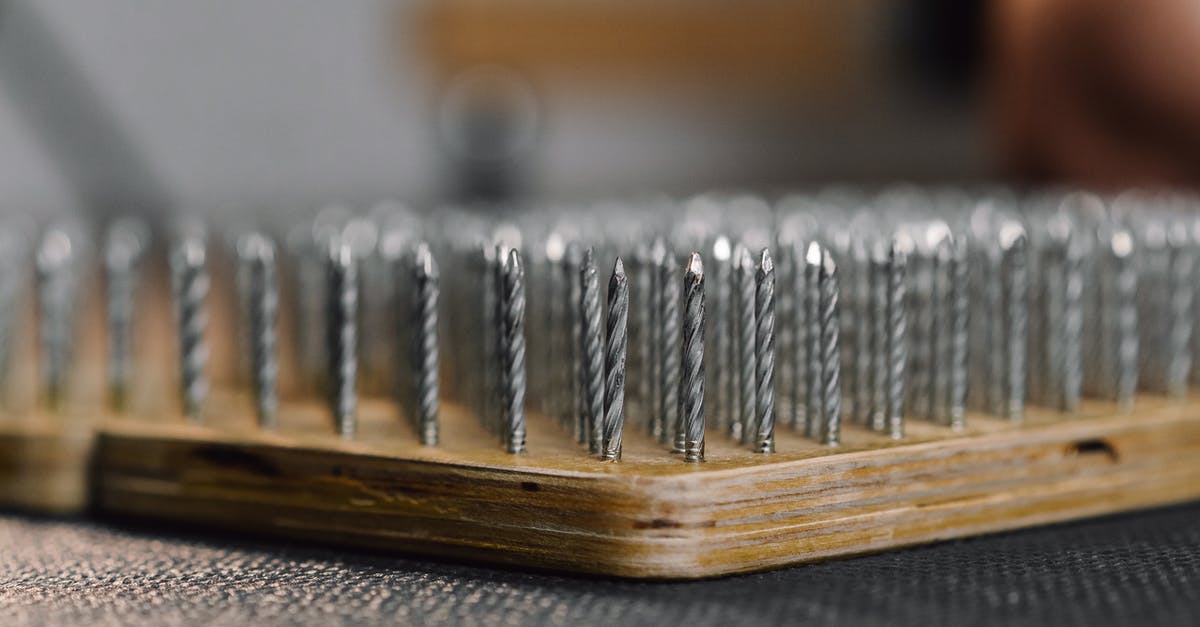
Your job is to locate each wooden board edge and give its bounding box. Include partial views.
[90,408,1200,578]
[0,423,95,515]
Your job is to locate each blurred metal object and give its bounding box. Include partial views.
[37,223,81,409]
[886,239,908,439]
[927,236,949,424]
[1164,225,1194,398]
[710,236,732,435]
[1000,223,1027,421]
[326,239,358,438]
[104,218,149,411]
[481,243,501,437]
[564,241,585,444]
[239,232,279,431]
[170,231,208,422]
[0,226,27,398]
[734,244,755,445]
[657,242,680,451]
[1061,234,1084,413]
[1099,229,1137,410]
[646,238,666,441]
[948,236,969,430]
[851,240,871,426]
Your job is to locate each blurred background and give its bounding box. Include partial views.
[0,0,1196,224]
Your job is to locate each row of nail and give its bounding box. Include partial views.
[1,187,1197,463]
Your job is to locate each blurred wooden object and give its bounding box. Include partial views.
[417,0,880,96]
[0,418,93,514]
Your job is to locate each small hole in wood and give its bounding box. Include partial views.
[1068,439,1119,462]
[633,518,683,529]
[520,481,540,492]
[193,445,283,478]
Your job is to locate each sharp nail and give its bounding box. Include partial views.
[681,252,706,463]
[754,248,776,454]
[602,257,628,461]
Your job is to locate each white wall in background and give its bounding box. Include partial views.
[0,0,987,219]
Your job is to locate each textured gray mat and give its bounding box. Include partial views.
[2,504,1199,626]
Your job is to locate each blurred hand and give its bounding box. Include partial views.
[993,0,1200,187]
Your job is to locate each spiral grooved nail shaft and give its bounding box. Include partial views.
[0,238,22,393]
[1097,230,1135,409]
[581,248,605,454]
[648,238,667,441]
[1165,237,1193,397]
[804,242,823,438]
[852,243,871,425]
[908,254,932,419]
[734,245,756,444]
[948,238,969,430]
[1036,245,1058,408]
[886,241,908,439]
[726,246,743,440]
[391,248,414,423]
[984,246,1006,416]
[104,219,146,411]
[1061,241,1084,412]
[412,244,440,446]
[754,249,776,453]
[1002,228,1027,422]
[681,253,706,463]
[633,244,654,426]
[492,241,506,442]
[774,240,794,433]
[534,244,554,421]
[501,249,527,454]
[172,234,209,422]
[289,234,326,389]
[659,245,681,451]
[326,241,358,438]
[711,237,732,434]
[564,242,586,444]
[1112,235,1138,409]
[38,227,80,410]
[789,241,807,431]
[869,243,889,432]
[603,258,628,461]
[241,233,279,430]
[927,242,948,423]
[819,248,842,447]
[481,245,501,435]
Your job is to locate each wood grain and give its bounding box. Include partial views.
[417,0,870,92]
[89,392,1200,578]
[0,417,93,514]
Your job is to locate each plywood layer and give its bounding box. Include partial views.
[88,394,1200,578]
[0,417,94,514]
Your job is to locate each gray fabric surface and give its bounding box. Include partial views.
[2,504,1199,626]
